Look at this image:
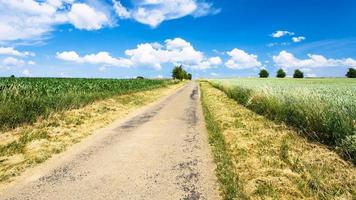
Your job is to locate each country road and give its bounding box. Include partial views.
[1,82,220,200]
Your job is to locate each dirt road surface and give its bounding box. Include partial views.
[1,82,220,200]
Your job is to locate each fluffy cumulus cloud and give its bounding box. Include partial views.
[114,0,220,27]
[67,3,109,30]
[0,0,110,42]
[225,48,262,69]
[56,51,132,67]
[0,0,219,42]
[125,38,221,70]
[57,37,222,70]
[273,50,356,68]
[271,30,295,38]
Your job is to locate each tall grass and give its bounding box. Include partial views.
[210,78,356,163]
[0,77,175,130]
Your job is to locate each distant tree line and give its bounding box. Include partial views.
[258,68,356,78]
[259,68,304,78]
[172,65,192,80]
[346,68,356,78]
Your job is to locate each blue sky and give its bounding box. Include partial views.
[0,0,355,78]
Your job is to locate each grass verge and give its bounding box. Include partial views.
[0,83,184,184]
[201,83,248,200]
[200,81,356,200]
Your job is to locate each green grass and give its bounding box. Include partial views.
[0,77,176,130]
[209,78,356,163]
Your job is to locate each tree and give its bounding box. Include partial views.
[136,76,144,79]
[346,68,356,78]
[187,73,192,80]
[10,75,15,78]
[172,65,183,80]
[276,69,286,78]
[259,69,269,78]
[293,69,304,78]
[172,65,190,80]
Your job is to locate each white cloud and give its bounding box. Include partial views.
[57,37,221,70]
[165,38,191,50]
[115,0,220,27]
[1,0,218,42]
[225,48,262,69]
[0,0,110,42]
[210,72,219,76]
[125,37,221,70]
[0,0,68,42]
[68,3,109,30]
[271,30,295,38]
[113,0,130,19]
[273,50,356,68]
[208,57,222,66]
[124,43,166,70]
[193,2,221,17]
[56,51,132,67]
[2,57,25,66]
[292,36,306,43]
[0,47,35,57]
[125,38,205,70]
[343,58,356,67]
[193,56,222,70]
[56,51,80,61]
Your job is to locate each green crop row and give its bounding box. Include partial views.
[0,77,176,130]
[209,78,356,163]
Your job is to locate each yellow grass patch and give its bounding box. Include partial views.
[200,82,356,199]
[0,83,183,184]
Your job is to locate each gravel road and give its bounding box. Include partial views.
[1,82,220,200]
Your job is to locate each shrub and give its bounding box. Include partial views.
[259,69,269,78]
[293,69,304,78]
[276,69,286,78]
